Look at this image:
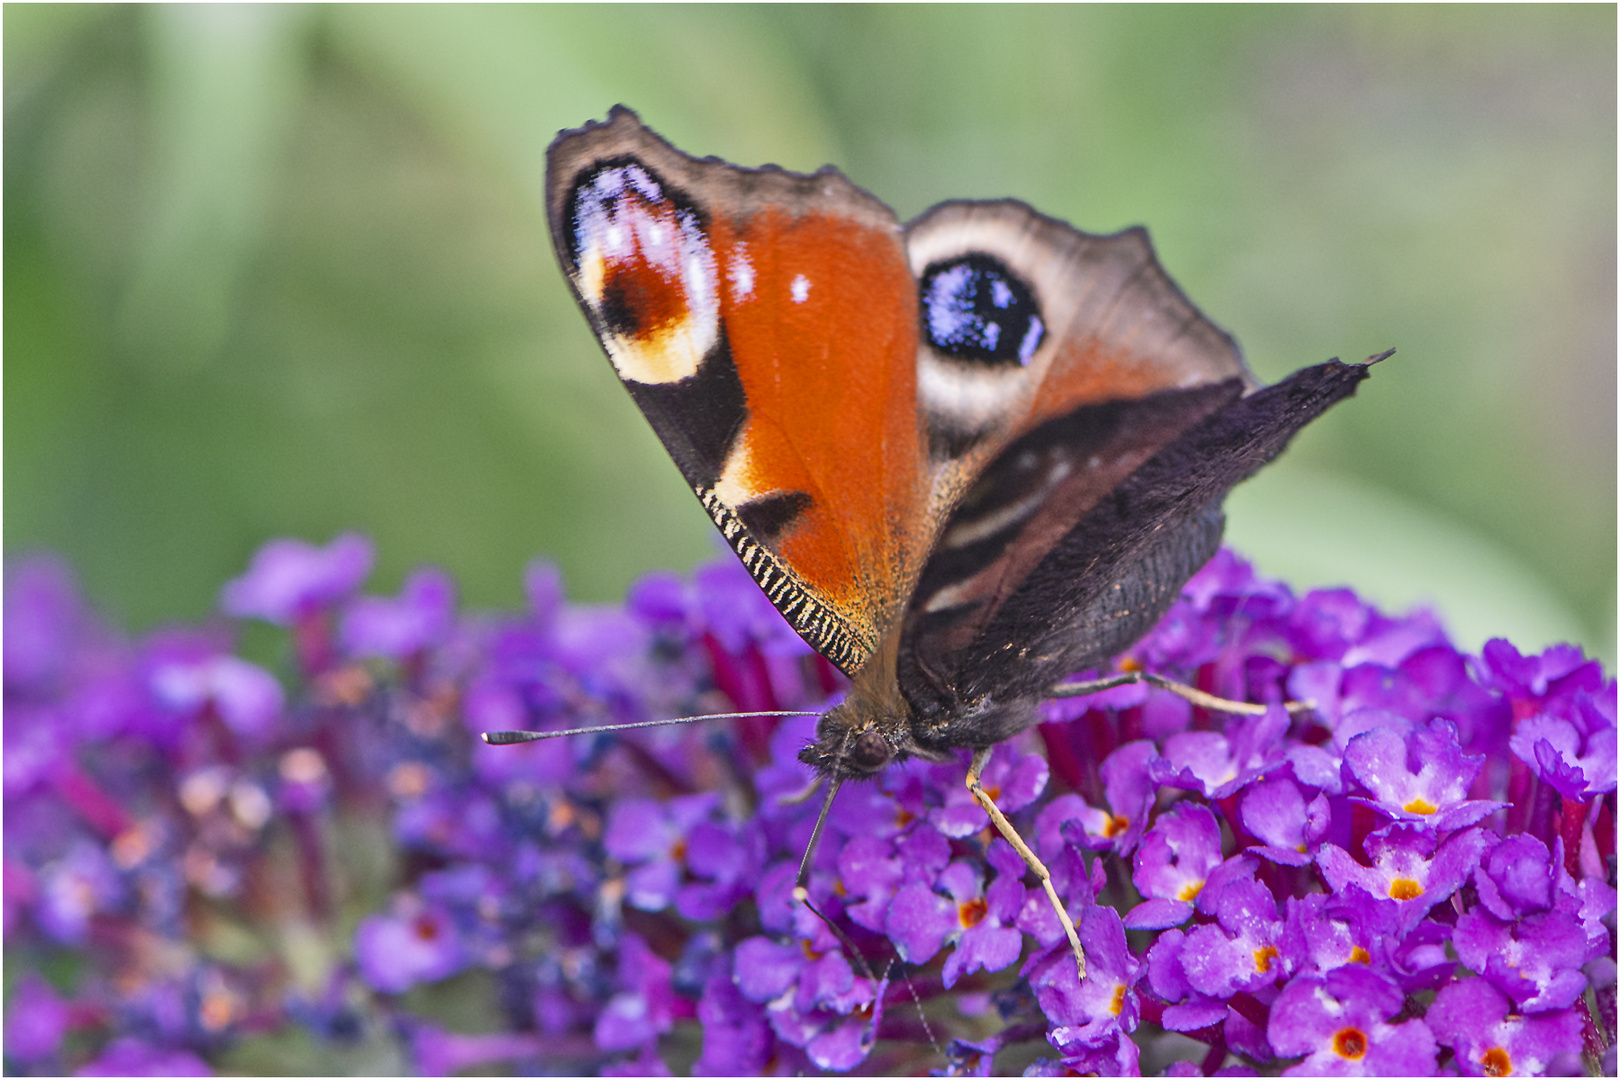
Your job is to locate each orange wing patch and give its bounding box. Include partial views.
[712,206,928,652]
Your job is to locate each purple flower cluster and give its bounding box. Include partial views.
[4,538,1615,1075]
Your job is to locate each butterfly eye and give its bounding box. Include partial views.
[849,731,893,772]
[919,254,1044,366]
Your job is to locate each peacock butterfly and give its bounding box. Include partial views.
[493,105,1383,976]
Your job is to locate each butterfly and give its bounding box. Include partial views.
[489,105,1383,978]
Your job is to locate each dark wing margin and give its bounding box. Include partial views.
[900,358,1373,721]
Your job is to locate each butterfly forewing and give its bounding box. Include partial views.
[545,108,933,676]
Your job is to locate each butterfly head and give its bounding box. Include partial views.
[797,640,952,779]
[798,702,902,779]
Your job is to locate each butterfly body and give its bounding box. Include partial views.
[544,105,1373,787]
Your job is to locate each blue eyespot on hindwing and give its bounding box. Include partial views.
[919,254,1044,366]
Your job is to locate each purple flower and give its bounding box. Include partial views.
[5,554,87,694]
[220,533,373,624]
[5,975,72,1064]
[594,933,676,1054]
[1094,740,1160,855]
[1267,966,1436,1075]
[733,932,881,1070]
[927,743,1048,838]
[693,967,772,1075]
[1510,702,1617,799]
[1178,857,1286,1000]
[73,1038,212,1077]
[7,539,1615,1077]
[835,833,906,932]
[1318,824,1488,931]
[1453,897,1592,1013]
[1128,801,1225,929]
[1426,976,1584,1077]
[1478,639,1605,709]
[148,653,284,740]
[1474,833,1562,921]
[1240,774,1330,866]
[1025,905,1142,1054]
[353,896,467,993]
[1343,721,1505,830]
[884,844,1027,985]
[941,841,1028,987]
[35,840,124,945]
[1150,705,1290,800]
[603,793,717,912]
[340,566,456,661]
[1276,891,1396,978]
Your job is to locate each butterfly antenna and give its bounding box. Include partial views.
[481,709,820,745]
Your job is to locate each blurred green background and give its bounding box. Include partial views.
[6,5,1615,663]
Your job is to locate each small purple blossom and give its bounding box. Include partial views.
[1510,705,1618,799]
[1240,774,1330,866]
[928,744,1048,838]
[353,896,467,993]
[1427,977,1585,1077]
[73,1038,213,1077]
[219,532,373,624]
[1344,720,1506,829]
[340,566,456,661]
[1268,965,1437,1075]
[4,976,72,1065]
[148,653,284,740]
[1318,824,1489,930]
[1129,801,1225,929]
[593,933,676,1056]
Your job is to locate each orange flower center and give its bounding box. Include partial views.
[1109,984,1128,1016]
[413,914,440,942]
[1253,945,1279,973]
[1349,946,1372,964]
[1481,1047,1512,1077]
[959,897,989,928]
[1403,797,1438,815]
[1333,1027,1368,1060]
[1177,880,1204,902]
[1104,814,1130,838]
[199,990,236,1032]
[1388,878,1423,901]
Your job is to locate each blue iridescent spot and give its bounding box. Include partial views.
[920,254,1044,366]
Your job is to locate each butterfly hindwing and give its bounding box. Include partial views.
[898,379,1245,701]
[899,359,1372,750]
[904,201,1254,512]
[546,108,933,675]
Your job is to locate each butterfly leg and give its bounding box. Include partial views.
[1049,669,1313,716]
[966,747,1086,980]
